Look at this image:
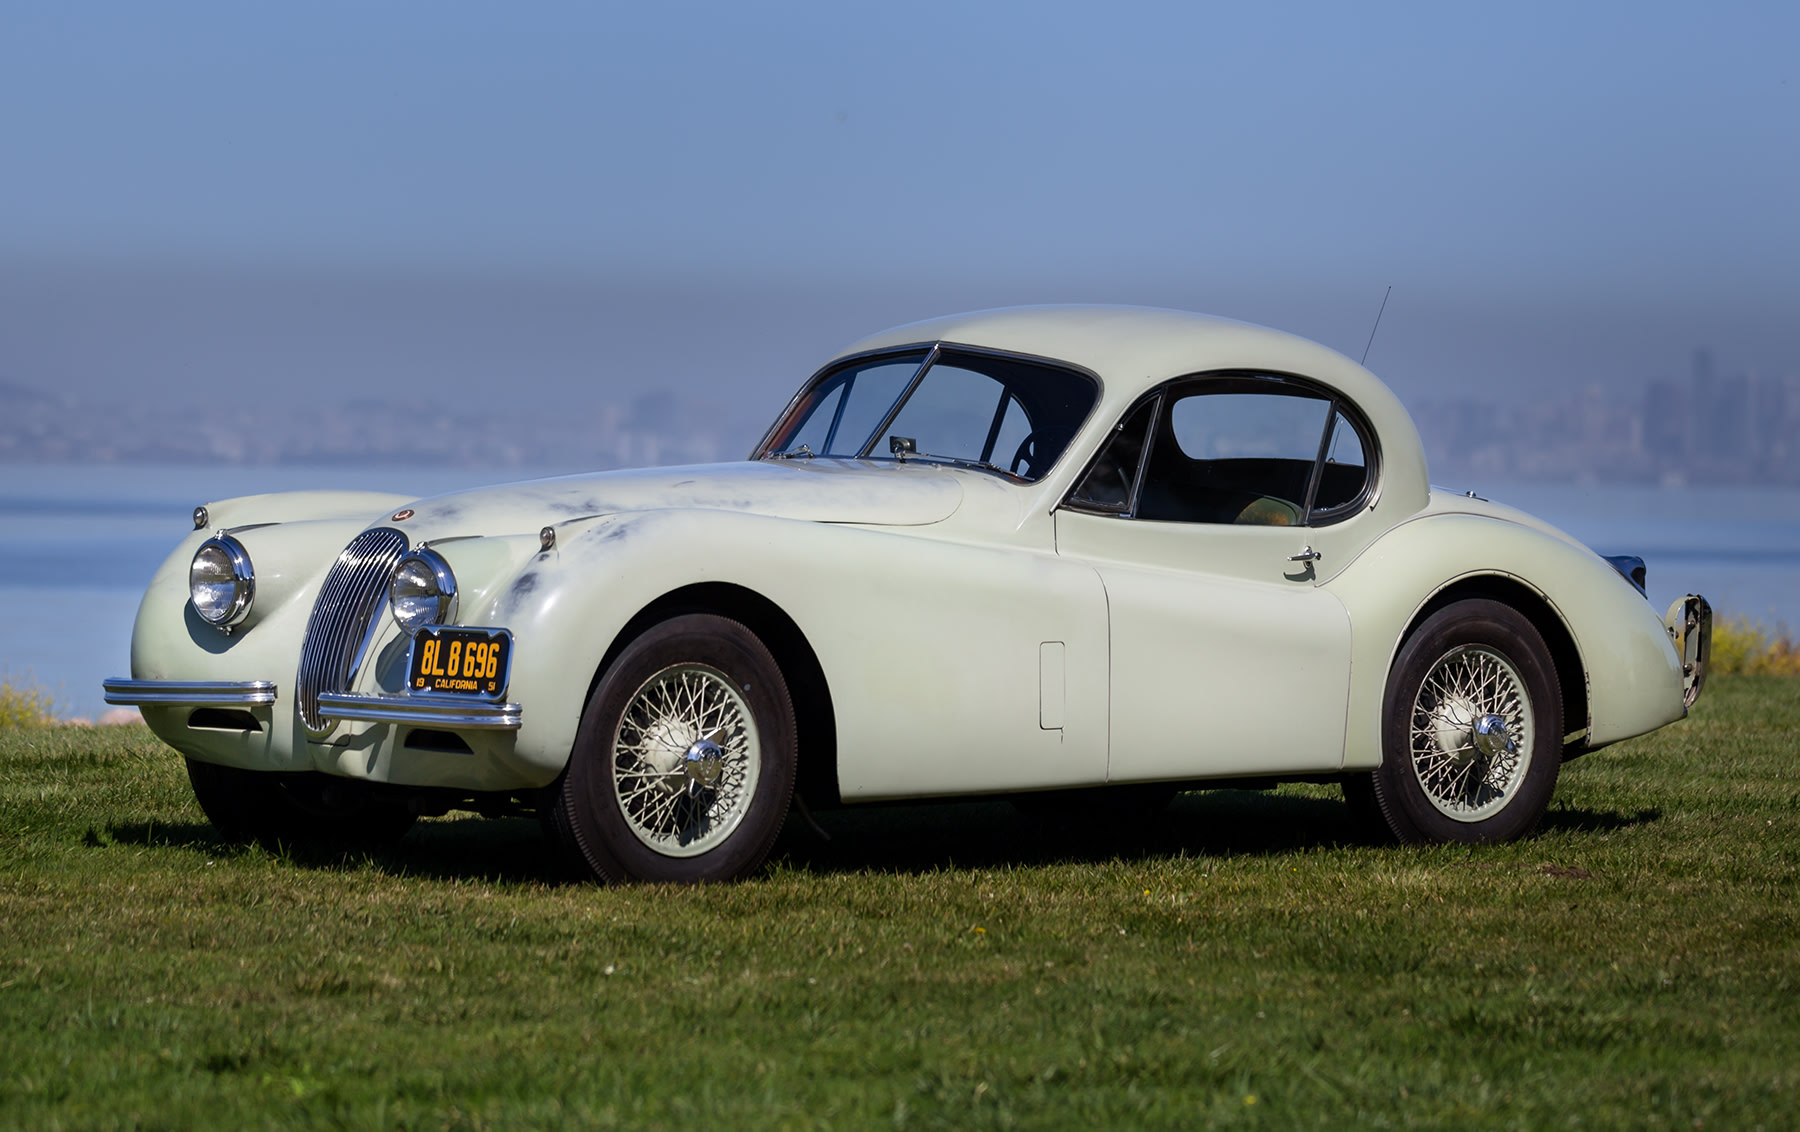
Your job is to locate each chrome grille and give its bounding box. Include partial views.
[296,527,408,731]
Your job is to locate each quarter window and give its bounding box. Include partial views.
[1067,398,1155,512]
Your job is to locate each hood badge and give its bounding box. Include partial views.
[391,509,414,522]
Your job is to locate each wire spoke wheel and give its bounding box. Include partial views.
[612,663,761,857]
[1369,598,1562,845]
[1409,644,1534,822]
[549,613,796,884]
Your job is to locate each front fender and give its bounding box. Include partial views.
[472,509,815,783]
[480,506,1109,800]
[1327,513,1685,770]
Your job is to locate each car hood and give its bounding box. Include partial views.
[385,459,966,538]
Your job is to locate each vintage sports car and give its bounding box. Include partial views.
[106,306,1712,883]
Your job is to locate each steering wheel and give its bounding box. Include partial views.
[1008,433,1039,477]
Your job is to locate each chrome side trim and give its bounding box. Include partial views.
[103,679,277,707]
[315,691,522,731]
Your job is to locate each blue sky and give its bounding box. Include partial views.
[1,1,1795,412]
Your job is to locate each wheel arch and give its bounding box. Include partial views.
[1397,574,1588,748]
[586,581,840,807]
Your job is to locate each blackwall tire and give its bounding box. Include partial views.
[550,613,797,884]
[1370,599,1563,845]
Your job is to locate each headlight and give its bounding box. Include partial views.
[389,547,458,634]
[190,534,254,628]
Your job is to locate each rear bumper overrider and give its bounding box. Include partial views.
[1663,594,1712,709]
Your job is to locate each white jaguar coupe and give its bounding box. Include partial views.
[106,306,1711,883]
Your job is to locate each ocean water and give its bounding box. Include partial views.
[3,463,1797,718]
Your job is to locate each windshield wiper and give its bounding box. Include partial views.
[767,444,816,460]
[902,451,1025,482]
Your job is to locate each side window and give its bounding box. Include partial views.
[1312,410,1370,514]
[1067,398,1157,512]
[1136,383,1331,526]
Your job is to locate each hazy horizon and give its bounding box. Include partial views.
[2,3,1796,438]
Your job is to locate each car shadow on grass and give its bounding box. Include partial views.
[773,790,1670,877]
[1537,803,1661,835]
[105,815,574,885]
[771,789,1371,876]
[101,790,1665,884]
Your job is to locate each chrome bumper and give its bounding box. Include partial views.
[103,679,277,707]
[316,691,523,730]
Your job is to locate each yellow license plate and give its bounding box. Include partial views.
[408,627,512,698]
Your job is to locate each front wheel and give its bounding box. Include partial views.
[546,614,797,883]
[1368,599,1563,844]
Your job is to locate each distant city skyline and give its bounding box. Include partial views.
[1417,347,1800,489]
[7,332,1789,490]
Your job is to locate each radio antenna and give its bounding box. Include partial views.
[1360,285,1392,366]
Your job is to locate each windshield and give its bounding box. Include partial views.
[761,347,1099,482]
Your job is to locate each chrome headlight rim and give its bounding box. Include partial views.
[190,533,255,628]
[389,546,459,634]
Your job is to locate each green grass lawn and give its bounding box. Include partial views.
[2,678,1797,1130]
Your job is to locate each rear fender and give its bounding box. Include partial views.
[1327,513,1685,769]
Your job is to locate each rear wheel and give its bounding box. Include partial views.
[185,760,416,848]
[1369,599,1563,844]
[546,614,797,884]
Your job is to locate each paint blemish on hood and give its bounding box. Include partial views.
[388,460,965,541]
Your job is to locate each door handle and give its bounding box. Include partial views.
[1287,545,1322,563]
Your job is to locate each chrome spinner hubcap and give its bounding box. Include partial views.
[683,738,726,794]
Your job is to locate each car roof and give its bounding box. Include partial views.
[841,305,1378,402]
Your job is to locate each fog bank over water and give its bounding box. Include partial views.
[2,261,1795,482]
